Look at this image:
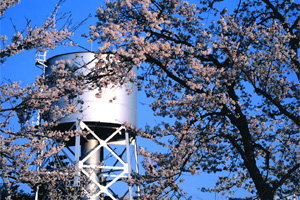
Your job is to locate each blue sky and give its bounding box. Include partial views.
[0,1,253,199]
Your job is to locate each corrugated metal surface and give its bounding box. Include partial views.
[46,52,137,127]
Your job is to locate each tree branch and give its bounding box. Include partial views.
[254,87,300,127]
[274,163,300,191]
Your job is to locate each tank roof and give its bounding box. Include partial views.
[46,51,98,62]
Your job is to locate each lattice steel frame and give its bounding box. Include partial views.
[36,120,139,200]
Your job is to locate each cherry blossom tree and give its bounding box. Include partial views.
[0,0,91,199]
[89,0,299,199]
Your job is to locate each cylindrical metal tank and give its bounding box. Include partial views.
[45,52,137,128]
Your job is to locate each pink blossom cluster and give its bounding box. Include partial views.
[90,0,299,199]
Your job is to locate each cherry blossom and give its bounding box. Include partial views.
[90,0,299,199]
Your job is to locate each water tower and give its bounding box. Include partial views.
[36,52,139,200]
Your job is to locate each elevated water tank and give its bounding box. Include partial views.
[39,53,139,200]
[45,52,137,128]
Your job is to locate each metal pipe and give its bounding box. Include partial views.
[125,131,133,200]
[81,138,102,200]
